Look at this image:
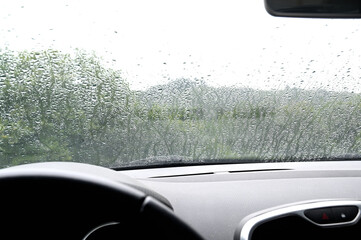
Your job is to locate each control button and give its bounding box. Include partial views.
[304,207,336,224]
[332,206,359,222]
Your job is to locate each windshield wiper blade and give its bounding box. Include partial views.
[112,155,198,170]
[112,156,266,170]
[112,154,361,170]
[309,154,361,162]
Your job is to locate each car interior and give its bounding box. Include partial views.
[1,0,361,239]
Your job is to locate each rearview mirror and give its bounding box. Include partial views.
[265,0,361,18]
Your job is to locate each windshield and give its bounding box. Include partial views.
[0,0,360,169]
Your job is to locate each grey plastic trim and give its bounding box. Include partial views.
[237,200,361,240]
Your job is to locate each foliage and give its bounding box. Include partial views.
[0,49,360,168]
[0,50,131,166]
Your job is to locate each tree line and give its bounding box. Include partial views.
[0,49,360,168]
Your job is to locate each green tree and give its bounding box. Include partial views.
[0,49,131,167]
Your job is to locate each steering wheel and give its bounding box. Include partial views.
[0,164,205,240]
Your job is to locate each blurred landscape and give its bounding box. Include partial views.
[0,50,360,168]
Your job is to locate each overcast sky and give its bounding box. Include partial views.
[1,0,361,92]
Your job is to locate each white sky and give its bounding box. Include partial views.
[1,0,361,92]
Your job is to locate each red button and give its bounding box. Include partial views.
[322,212,329,220]
[304,208,335,224]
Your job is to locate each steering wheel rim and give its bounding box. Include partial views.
[0,165,205,240]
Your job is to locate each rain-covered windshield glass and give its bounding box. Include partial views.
[0,0,360,169]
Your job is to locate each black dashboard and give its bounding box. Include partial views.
[2,161,361,239]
